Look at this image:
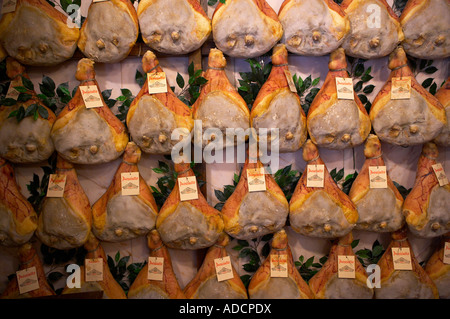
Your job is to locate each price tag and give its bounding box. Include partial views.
[444,242,450,265]
[85,258,104,282]
[147,72,168,94]
[16,267,39,294]
[392,247,412,270]
[121,172,140,196]
[432,163,449,186]
[80,85,103,108]
[214,256,234,282]
[306,164,325,188]
[178,176,198,201]
[1,0,17,14]
[338,255,355,278]
[247,167,266,192]
[46,174,66,198]
[284,69,297,93]
[391,77,411,100]
[270,254,288,278]
[335,77,354,100]
[369,166,388,189]
[147,257,164,281]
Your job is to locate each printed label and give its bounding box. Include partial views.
[338,255,355,278]
[247,167,266,192]
[178,176,198,201]
[80,85,103,108]
[147,257,164,281]
[284,69,297,93]
[336,77,354,100]
[391,77,411,100]
[369,166,388,189]
[392,247,412,270]
[121,172,140,196]
[432,163,449,186]
[46,174,66,198]
[17,267,39,294]
[214,256,234,282]
[85,258,103,282]
[444,242,450,265]
[1,0,17,14]
[147,72,168,94]
[306,164,325,188]
[270,254,288,278]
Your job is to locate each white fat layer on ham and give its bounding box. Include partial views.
[401,0,450,59]
[290,191,354,238]
[342,0,400,59]
[37,198,90,250]
[194,277,247,299]
[128,95,178,155]
[373,90,444,146]
[280,0,346,56]
[0,4,77,66]
[0,114,54,163]
[375,271,435,299]
[355,188,404,232]
[250,277,301,299]
[93,195,157,242]
[432,271,450,299]
[252,90,304,153]
[0,204,33,246]
[434,107,450,147]
[82,1,137,63]
[308,99,364,150]
[323,275,373,299]
[157,202,221,250]
[52,108,121,164]
[128,285,170,299]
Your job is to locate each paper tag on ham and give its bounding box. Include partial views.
[5,83,20,99]
[46,174,66,197]
[147,257,164,281]
[306,165,325,188]
[16,267,39,294]
[284,69,297,93]
[392,247,412,270]
[80,85,103,108]
[270,254,288,278]
[178,176,199,201]
[369,166,388,189]
[214,256,234,282]
[336,77,354,100]
[444,242,450,265]
[1,0,17,14]
[85,258,104,282]
[147,72,168,94]
[391,77,411,100]
[247,167,266,192]
[121,172,140,196]
[338,255,355,278]
[431,163,449,186]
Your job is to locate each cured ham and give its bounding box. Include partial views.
[375,227,439,299]
[250,44,307,153]
[211,0,283,58]
[399,0,450,59]
[340,0,404,59]
[278,0,350,56]
[127,51,193,155]
[0,242,55,299]
[248,229,313,299]
[0,58,55,164]
[156,162,224,250]
[434,77,450,147]
[128,230,185,299]
[424,232,450,299]
[402,142,450,238]
[221,154,289,240]
[307,48,371,150]
[51,58,128,164]
[183,232,248,299]
[62,233,127,299]
[92,142,159,242]
[36,155,92,250]
[308,232,373,299]
[138,0,211,55]
[192,49,250,149]
[0,158,37,247]
[370,46,446,147]
[289,140,358,238]
[0,0,79,66]
[78,0,139,63]
[349,134,404,232]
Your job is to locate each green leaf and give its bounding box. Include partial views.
[361,73,373,83]
[354,63,365,77]
[115,251,120,263]
[21,76,34,91]
[17,93,32,102]
[363,84,375,94]
[424,66,438,74]
[13,86,28,93]
[60,0,71,12]
[358,94,368,104]
[429,82,437,95]
[351,239,360,249]
[135,70,145,88]
[214,189,227,202]
[120,88,132,98]
[422,78,433,88]
[1,97,17,106]
[176,73,185,89]
[354,80,364,92]
[40,75,56,97]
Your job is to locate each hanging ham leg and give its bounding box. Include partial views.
[434,77,450,147]
[424,232,450,299]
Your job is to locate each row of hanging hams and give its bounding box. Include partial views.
[0,0,448,66]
